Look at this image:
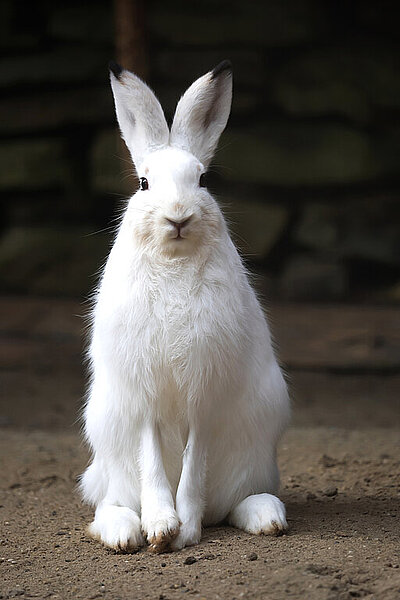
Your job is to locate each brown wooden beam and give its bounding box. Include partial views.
[114,0,148,79]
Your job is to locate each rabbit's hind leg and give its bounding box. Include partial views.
[228,493,287,536]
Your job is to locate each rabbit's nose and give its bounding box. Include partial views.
[165,216,192,233]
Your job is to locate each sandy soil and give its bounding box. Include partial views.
[1,426,399,600]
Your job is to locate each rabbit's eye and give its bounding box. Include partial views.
[199,173,207,187]
[139,177,149,191]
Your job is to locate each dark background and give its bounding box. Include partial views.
[1,0,399,302]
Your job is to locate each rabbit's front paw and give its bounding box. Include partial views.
[170,520,201,551]
[229,493,288,536]
[141,508,180,553]
[88,505,144,552]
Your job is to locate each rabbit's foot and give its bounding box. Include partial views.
[170,520,201,551]
[88,505,144,552]
[229,493,288,536]
[141,508,180,553]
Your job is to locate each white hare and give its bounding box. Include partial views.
[80,60,290,552]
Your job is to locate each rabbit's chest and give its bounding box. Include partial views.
[130,279,236,366]
[98,265,245,396]
[152,291,207,355]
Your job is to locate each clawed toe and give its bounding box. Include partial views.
[147,524,180,553]
[142,511,181,553]
[229,493,288,536]
[87,505,144,552]
[259,519,288,536]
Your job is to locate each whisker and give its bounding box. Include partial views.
[83,226,117,237]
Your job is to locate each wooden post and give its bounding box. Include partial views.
[114,0,148,79]
[113,0,149,184]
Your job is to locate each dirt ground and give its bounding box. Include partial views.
[1,297,399,599]
[1,426,399,600]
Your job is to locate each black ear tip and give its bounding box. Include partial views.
[109,60,123,79]
[211,60,232,79]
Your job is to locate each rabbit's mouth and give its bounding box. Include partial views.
[166,216,192,241]
[162,228,201,256]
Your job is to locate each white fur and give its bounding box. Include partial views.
[80,62,290,552]
[229,494,288,535]
[170,65,232,167]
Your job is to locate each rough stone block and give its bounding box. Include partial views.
[0,46,109,88]
[222,198,289,259]
[273,76,370,122]
[219,123,377,186]
[0,139,69,189]
[295,199,400,265]
[272,45,400,119]
[279,255,347,300]
[0,87,113,134]
[0,226,111,296]
[149,0,328,46]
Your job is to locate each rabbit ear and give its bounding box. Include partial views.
[170,60,233,168]
[109,62,169,168]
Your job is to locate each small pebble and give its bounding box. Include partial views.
[322,486,338,497]
[320,455,337,468]
[184,556,197,565]
[248,552,258,561]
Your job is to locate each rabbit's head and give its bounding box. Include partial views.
[110,61,233,257]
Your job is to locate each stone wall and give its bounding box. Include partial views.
[1,0,399,301]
